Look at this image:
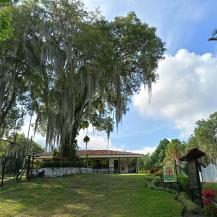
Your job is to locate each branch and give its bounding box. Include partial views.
[208,37,217,41]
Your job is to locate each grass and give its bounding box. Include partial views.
[0,174,182,217]
[203,183,217,192]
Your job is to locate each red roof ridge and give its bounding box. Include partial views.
[77,149,143,156]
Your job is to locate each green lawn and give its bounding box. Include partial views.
[0,174,182,217]
[203,182,217,192]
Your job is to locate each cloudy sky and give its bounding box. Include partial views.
[22,0,217,154]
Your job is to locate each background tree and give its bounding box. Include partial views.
[140,154,152,172]
[83,135,90,167]
[150,139,170,167]
[187,112,217,163]
[208,29,217,41]
[166,139,186,159]
[0,133,43,185]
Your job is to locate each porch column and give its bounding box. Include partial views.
[127,158,129,173]
[136,158,139,174]
[119,158,121,174]
[107,158,109,174]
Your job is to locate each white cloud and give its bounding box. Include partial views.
[134,49,217,138]
[77,126,155,154]
[129,146,156,155]
[77,126,124,151]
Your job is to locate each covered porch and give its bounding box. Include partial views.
[77,150,143,174]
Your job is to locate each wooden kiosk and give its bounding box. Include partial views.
[179,148,205,207]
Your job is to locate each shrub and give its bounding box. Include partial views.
[203,204,217,217]
[149,167,161,174]
[178,174,189,192]
[151,178,163,187]
[202,189,216,199]
[178,192,200,214]
[153,169,162,177]
[202,189,217,217]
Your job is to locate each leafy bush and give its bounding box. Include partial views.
[149,167,161,174]
[178,192,200,214]
[202,189,216,198]
[153,169,162,177]
[151,178,163,187]
[202,189,217,217]
[203,204,217,217]
[178,174,189,192]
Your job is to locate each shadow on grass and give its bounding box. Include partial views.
[0,174,182,217]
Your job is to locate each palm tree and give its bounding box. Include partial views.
[83,135,90,167]
[208,30,217,41]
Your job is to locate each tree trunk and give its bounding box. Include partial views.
[1,157,6,187]
[60,125,78,158]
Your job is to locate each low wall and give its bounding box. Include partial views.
[32,167,92,177]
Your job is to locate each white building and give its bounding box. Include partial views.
[77,150,143,174]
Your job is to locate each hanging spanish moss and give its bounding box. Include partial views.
[0,0,165,157]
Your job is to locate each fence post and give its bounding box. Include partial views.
[26,155,31,181]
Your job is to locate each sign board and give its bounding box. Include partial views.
[163,157,177,182]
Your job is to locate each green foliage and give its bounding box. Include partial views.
[178,192,200,214]
[150,139,170,167]
[203,183,217,196]
[0,133,44,158]
[178,174,189,192]
[0,5,14,42]
[139,154,152,171]
[187,112,217,163]
[52,148,60,157]
[166,139,186,158]
[203,204,217,217]
[0,0,164,157]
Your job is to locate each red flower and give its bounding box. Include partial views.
[203,199,211,205]
[202,189,216,198]
[202,189,216,206]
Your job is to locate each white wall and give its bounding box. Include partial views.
[32,167,92,177]
[202,164,217,183]
[120,158,129,173]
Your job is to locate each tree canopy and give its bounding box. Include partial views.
[0,0,165,157]
[187,112,217,163]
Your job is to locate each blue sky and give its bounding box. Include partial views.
[79,0,217,153]
[23,0,217,154]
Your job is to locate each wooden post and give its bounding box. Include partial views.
[119,158,121,174]
[136,158,139,173]
[26,155,31,181]
[174,160,180,193]
[136,158,138,173]
[107,158,109,174]
[196,159,203,208]
[1,157,6,187]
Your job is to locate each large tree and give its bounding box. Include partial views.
[0,0,165,157]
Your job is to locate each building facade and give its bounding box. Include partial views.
[77,150,143,174]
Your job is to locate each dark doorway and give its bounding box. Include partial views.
[114,160,119,173]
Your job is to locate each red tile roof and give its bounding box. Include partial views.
[77,150,143,156]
